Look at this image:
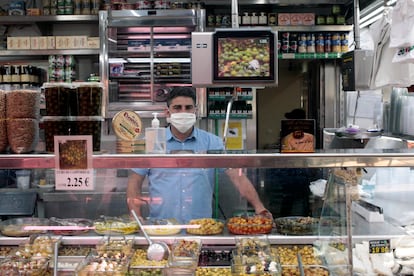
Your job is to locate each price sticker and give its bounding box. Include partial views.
[369,239,391,254]
[54,135,94,191]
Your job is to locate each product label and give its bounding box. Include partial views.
[112,110,143,141]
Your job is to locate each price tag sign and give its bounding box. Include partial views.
[54,135,94,191]
[369,239,391,254]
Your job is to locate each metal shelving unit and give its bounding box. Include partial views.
[0,15,98,24]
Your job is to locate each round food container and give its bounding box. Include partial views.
[274,216,319,235]
[112,110,143,141]
[186,218,224,235]
[227,215,273,235]
[0,217,50,237]
[144,218,181,235]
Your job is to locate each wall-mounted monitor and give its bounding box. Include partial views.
[192,28,278,87]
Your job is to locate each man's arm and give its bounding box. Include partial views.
[126,170,146,219]
[225,168,271,217]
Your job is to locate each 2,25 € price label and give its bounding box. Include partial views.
[54,135,94,191]
[55,169,94,191]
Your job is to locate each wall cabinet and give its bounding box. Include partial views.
[99,10,205,118]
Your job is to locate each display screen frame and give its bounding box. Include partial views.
[213,29,276,83]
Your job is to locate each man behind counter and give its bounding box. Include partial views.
[126,86,270,223]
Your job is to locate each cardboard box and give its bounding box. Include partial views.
[278,13,291,26]
[7,37,30,50]
[87,37,100,49]
[30,37,40,49]
[38,37,48,49]
[47,36,55,49]
[73,36,88,49]
[26,8,41,16]
[302,13,315,25]
[290,13,303,26]
[55,36,88,49]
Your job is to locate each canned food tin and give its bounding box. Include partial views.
[298,40,307,53]
[316,15,325,25]
[281,32,289,40]
[57,5,65,14]
[64,5,73,14]
[307,39,315,53]
[281,40,289,53]
[332,39,341,53]
[289,41,297,53]
[207,14,215,27]
[154,0,170,9]
[136,0,153,9]
[324,33,332,52]
[171,1,183,8]
[215,15,222,26]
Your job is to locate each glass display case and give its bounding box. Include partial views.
[0,149,413,275]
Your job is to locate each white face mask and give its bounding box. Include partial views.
[169,113,196,133]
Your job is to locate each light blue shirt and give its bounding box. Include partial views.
[132,127,225,223]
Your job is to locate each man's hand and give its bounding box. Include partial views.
[127,197,145,221]
[256,209,273,220]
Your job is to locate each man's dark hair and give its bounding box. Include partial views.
[166,87,196,107]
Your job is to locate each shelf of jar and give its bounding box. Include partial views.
[208,25,353,32]
[208,114,253,119]
[208,95,253,101]
[278,52,344,59]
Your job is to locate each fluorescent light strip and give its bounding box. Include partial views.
[108,58,127,63]
[360,6,384,24]
[127,58,191,63]
[360,13,384,28]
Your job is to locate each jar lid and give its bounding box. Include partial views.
[112,110,143,141]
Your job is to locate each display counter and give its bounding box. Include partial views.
[0,149,413,275]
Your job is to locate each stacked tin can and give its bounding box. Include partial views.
[43,0,100,14]
[48,55,76,83]
[280,32,349,54]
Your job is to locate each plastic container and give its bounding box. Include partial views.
[129,248,167,275]
[42,116,103,152]
[0,217,49,236]
[0,119,8,152]
[145,112,166,154]
[112,110,143,141]
[75,250,130,276]
[5,89,40,119]
[0,257,49,276]
[7,118,39,153]
[15,169,31,189]
[93,216,139,235]
[169,238,201,270]
[43,82,103,116]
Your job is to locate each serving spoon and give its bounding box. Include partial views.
[131,210,170,261]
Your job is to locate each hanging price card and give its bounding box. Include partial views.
[54,135,94,191]
[369,239,391,254]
